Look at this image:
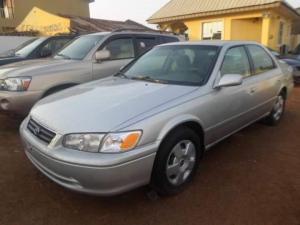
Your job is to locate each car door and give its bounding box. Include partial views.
[92,37,135,80]
[205,46,261,145]
[245,44,282,118]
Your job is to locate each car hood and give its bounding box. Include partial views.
[0,56,23,66]
[0,54,19,60]
[280,58,300,66]
[0,59,81,79]
[31,77,198,134]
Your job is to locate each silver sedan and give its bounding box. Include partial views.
[20,41,294,196]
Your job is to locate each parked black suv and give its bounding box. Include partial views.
[0,36,75,66]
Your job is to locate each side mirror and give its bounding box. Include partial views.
[40,48,52,58]
[95,50,111,62]
[215,74,243,88]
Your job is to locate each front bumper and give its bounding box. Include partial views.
[20,119,158,196]
[293,67,300,84]
[0,90,43,115]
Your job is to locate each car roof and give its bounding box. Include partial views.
[160,40,260,47]
[86,31,179,38]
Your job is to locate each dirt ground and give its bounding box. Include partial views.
[0,88,299,225]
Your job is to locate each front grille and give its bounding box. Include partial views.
[27,118,56,144]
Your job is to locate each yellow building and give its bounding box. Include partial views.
[0,0,94,33]
[14,7,152,36]
[148,0,300,51]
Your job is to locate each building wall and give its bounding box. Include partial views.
[291,35,300,49]
[160,9,294,51]
[16,7,71,36]
[0,35,32,53]
[231,18,262,43]
[0,0,91,32]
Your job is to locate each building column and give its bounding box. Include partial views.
[261,14,271,46]
[223,18,231,40]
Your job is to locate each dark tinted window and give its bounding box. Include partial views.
[137,38,156,55]
[123,45,219,86]
[221,46,251,77]
[163,36,179,43]
[53,38,72,52]
[247,45,275,74]
[103,38,135,60]
[40,39,56,54]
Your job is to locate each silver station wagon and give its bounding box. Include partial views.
[20,41,294,196]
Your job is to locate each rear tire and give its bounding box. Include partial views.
[151,127,202,196]
[264,93,286,126]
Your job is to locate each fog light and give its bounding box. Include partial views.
[0,99,10,110]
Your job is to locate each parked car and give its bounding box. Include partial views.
[0,36,74,66]
[267,47,280,58]
[279,55,300,83]
[20,41,294,196]
[0,32,180,115]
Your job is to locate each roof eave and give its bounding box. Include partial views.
[148,2,299,24]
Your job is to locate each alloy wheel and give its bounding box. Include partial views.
[166,140,196,186]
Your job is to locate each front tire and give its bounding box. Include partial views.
[264,93,286,126]
[151,127,202,196]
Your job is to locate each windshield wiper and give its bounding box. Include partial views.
[114,72,130,79]
[131,76,168,84]
[56,53,71,60]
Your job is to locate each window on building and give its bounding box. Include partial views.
[202,21,223,40]
[278,21,284,45]
[221,46,251,77]
[0,0,14,19]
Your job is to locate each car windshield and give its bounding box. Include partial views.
[14,38,46,57]
[54,35,105,60]
[122,45,219,86]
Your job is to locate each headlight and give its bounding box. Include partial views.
[63,134,105,153]
[101,131,142,153]
[63,131,142,153]
[1,77,31,91]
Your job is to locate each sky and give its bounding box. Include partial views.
[90,0,300,27]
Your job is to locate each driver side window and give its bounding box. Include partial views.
[221,46,251,77]
[103,38,134,60]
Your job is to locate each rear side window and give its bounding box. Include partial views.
[247,45,275,74]
[221,46,251,77]
[137,38,156,55]
[103,38,135,60]
[162,36,179,43]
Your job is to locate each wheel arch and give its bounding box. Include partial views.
[279,86,287,99]
[42,83,79,98]
[157,115,206,152]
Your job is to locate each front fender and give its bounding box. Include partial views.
[157,114,204,141]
